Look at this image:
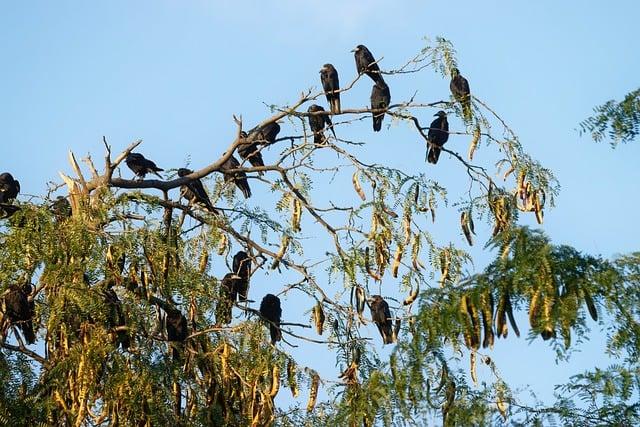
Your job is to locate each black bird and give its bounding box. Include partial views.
[369,295,393,344]
[352,44,384,84]
[450,68,471,121]
[103,285,130,350]
[320,64,341,114]
[165,307,188,362]
[220,154,252,198]
[50,196,72,220]
[237,131,265,171]
[259,294,282,344]
[177,168,218,214]
[427,111,449,164]
[307,105,335,144]
[232,251,251,301]
[370,81,391,132]
[216,273,239,325]
[0,172,20,203]
[3,284,36,345]
[125,153,164,180]
[251,122,281,146]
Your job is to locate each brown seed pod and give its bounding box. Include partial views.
[313,302,326,335]
[198,249,209,274]
[582,287,598,321]
[271,235,291,270]
[428,194,436,223]
[352,171,366,201]
[439,249,451,288]
[468,124,481,161]
[529,289,541,330]
[217,233,228,256]
[502,165,515,181]
[365,247,382,281]
[306,373,320,413]
[391,244,404,278]
[291,198,302,232]
[496,291,508,339]
[467,297,481,350]
[470,351,478,386]
[480,291,495,349]
[411,234,425,270]
[459,295,473,348]
[403,282,420,306]
[355,286,366,320]
[505,293,520,337]
[460,212,473,246]
[269,365,280,398]
[287,359,298,398]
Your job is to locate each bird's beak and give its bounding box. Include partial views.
[434,113,439,116]
[350,48,356,52]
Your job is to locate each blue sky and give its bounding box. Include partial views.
[2,0,639,416]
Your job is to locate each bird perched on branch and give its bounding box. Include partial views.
[251,122,281,146]
[216,273,240,325]
[450,67,471,121]
[220,154,252,199]
[369,295,393,344]
[320,64,341,114]
[0,172,20,204]
[177,168,218,214]
[259,294,282,344]
[125,153,164,180]
[237,131,265,170]
[2,283,36,345]
[165,307,188,362]
[307,104,336,144]
[352,44,384,84]
[102,284,130,350]
[50,196,72,220]
[427,111,449,164]
[371,81,391,132]
[232,251,251,301]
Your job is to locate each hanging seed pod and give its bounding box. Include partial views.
[529,289,541,330]
[352,171,366,201]
[313,302,325,335]
[291,197,302,232]
[368,212,379,239]
[533,191,544,224]
[505,294,520,337]
[287,359,298,398]
[306,373,319,413]
[496,385,509,421]
[502,165,515,181]
[403,282,420,306]
[470,351,478,386]
[460,212,473,246]
[355,286,366,320]
[439,249,451,288]
[217,233,228,256]
[428,194,436,223]
[402,214,412,244]
[582,287,598,321]
[467,297,481,350]
[413,185,420,205]
[459,295,473,348]
[411,234,425,270]
[468,124,481,161]
[269,365,280,398]
[496,291,508,339]
[365,247,381,281]
[271,235,291,270]
[391,244,404,278]
[198,249,209,274]
[480,291,495,349]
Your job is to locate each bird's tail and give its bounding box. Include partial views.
[428,147,441,164]
[313,132,326,145]
[152,170,164,179]
[331,97,341,115]
[239,181,252,199]
[269,324,282,344]
[373,113,384,132]
[463,101,472,122]
[20,321,36,345]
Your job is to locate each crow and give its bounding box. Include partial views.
[3,283,36,345]
[259,294,282,344]
[352,44,384,84]
[216,273,239,325]
[237,131,265,170]
[369,295,393,344]
[371,81,391,132]
[220,154,251,198]
[427,111,449,164]
[450,68,471,121]
[307,104,335,144]
[50,196,72,220]
[251,122,281,146]
[125,153,164,180]
[320,64,341,114]
[103,285,130,350]
[232,251,251,301]
[177,168,218,214]
[165,307,188,362]
[0,172,20,203]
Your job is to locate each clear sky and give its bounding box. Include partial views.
[2,0,639,418]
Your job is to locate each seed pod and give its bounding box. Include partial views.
[480,291,494,349]
[533,191,544,224]
[365,247,381,281]
[402,215,411,245]
[413,185,420,205]
[467,297,481,350]
[505,293,520,338]
[313,302,325,335]
[369,212,379,239]
[541,293,555,340]
[439,249,451,288]
[496,388,508,421]
[460,212,473,246]
[468,124,480,161]
[355,286,366,319]
[287,359,298,398]
[352,171,366,201]
[529,289,541,330]
[502,165,515,181]
[306,373,319,413]
[271,235,291,270]
[459,295,473,348]
[391,244,403,278]
[428,194,436,223]
[411,234,425,270]
[403,282,420,306]
[470,351,478,386]
[198,249,209,274]
[496,291,508,339]
[217,233,228,256]
[582,287,598,321]
[269,365,280,398]
[291,198,302,232]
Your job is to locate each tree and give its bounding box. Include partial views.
[580,88,640,146]
[0,37,638,426]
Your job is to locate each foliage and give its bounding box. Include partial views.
[580,88,640,146]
